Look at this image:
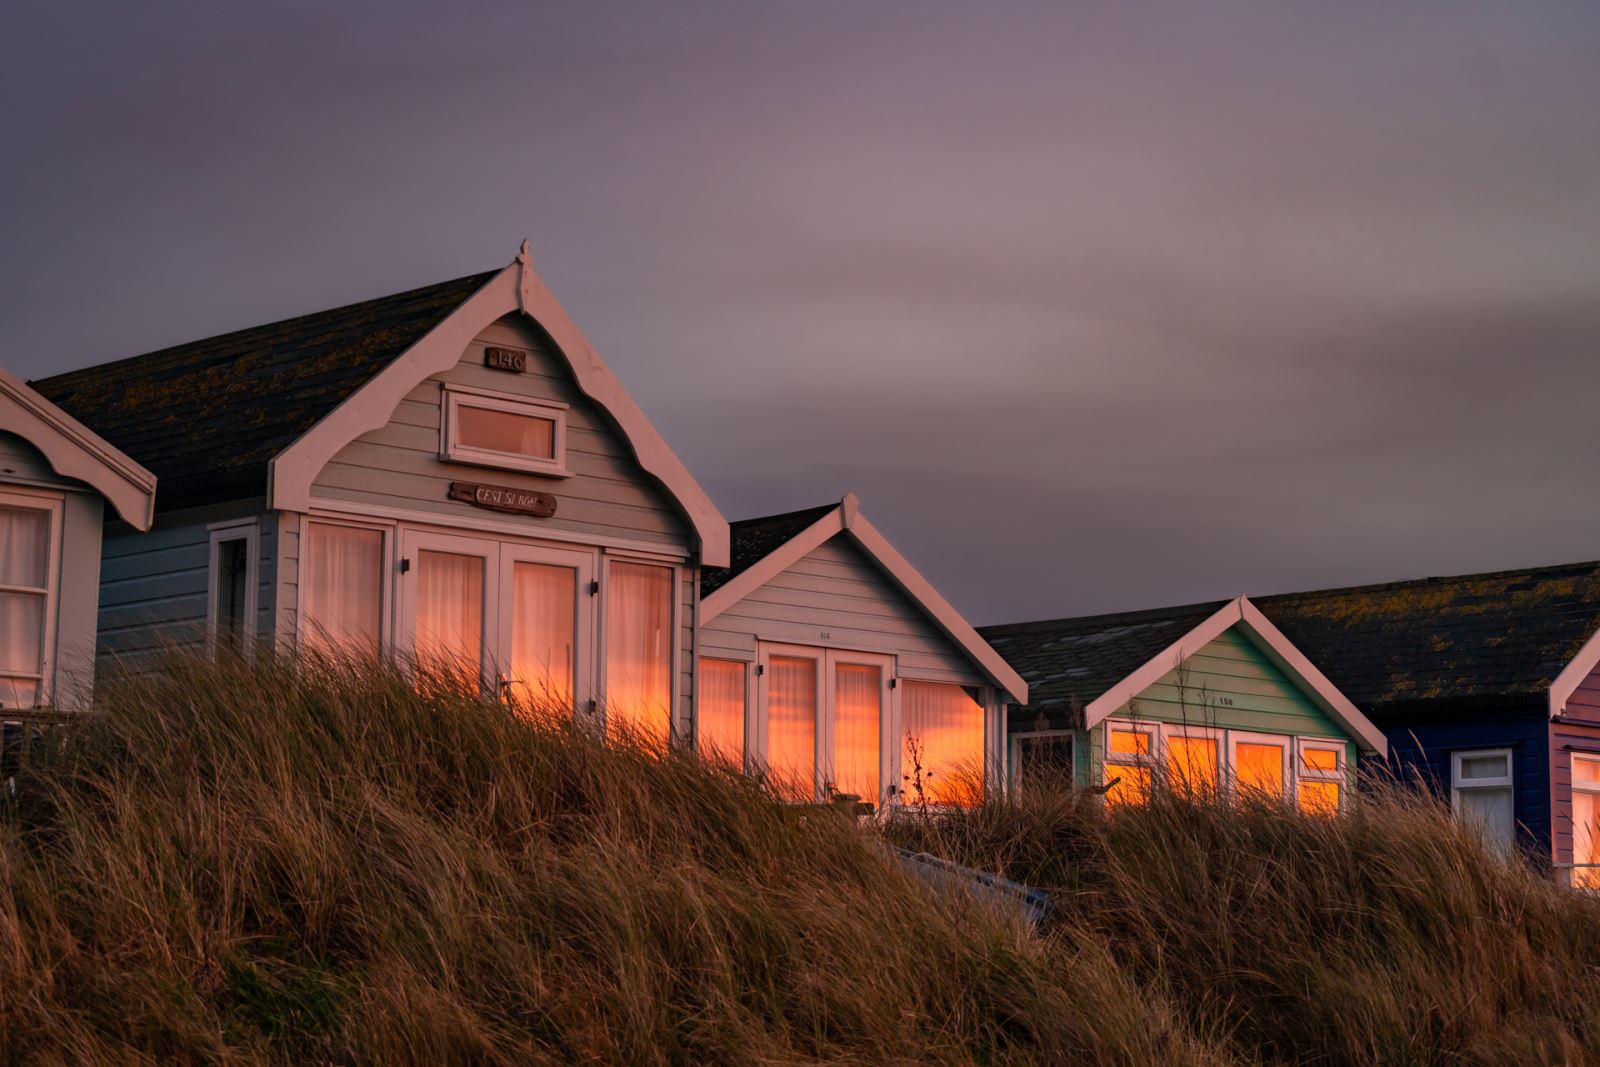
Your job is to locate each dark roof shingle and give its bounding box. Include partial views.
[982,560,1600,721]
[700,503,838,597]
[30,270,497,513]
[1257,560,1600,714]
[979,601,1226,713]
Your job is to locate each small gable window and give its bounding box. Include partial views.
[441,384,568,477]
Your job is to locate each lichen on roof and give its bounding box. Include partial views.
[30,270,498,513]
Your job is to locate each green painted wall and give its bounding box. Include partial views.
[1080,627,1358,792]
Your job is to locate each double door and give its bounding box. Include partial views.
[397,529,596,714]
[756,643,893,806]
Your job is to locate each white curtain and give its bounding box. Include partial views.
[510,561,575,713]
[833,663,881,802]
[416,550,484,679]
[902,681,984,805]
[604,561,672,745]
[767,655,816,800]
[301,523,383,657]
[697,658,745,766]
[0,504,50,709]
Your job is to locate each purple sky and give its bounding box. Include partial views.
[4,3,1599,623]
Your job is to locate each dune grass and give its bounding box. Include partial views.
[3,654,1599,1064]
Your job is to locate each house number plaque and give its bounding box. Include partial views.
[448,481,557,518]
[483,346,528,373]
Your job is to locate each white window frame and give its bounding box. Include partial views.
[598,554,682,739]
[440,382,570,478]
[0,487,63,709]
[1296,736,1348,811]
[1227,730,1293,800]
[1103,718,1160,793]
[1450,747,1514,844]
[753,641,896,807]
[1570,754,1600,886]
[1009,728,1075,794]
[296,515,395,656]
[207,518,260,656]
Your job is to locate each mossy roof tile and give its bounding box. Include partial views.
[29,270,498,514]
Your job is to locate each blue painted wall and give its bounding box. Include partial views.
[1374,709,1549,859]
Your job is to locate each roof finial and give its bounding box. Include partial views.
[517,238,534,313]
[840,491,859,529]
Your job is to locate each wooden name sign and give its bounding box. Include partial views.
[483,346,528,373]
[448,481,557,517]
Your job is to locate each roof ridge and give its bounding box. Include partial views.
[727,501,839,529]
[980,598,1229,634]
[31,268,499,389]
[1256,557,1600,604]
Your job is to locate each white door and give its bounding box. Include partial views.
[755,643,895,807]
[497,542,595,717]
[398,529,596,716]
[399,530,497,685]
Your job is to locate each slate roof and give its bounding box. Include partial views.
[979,601,1227,715]
[29,270,498,514]
[700,502,838,596]
[982,559,1600,724]
[1256,560,1600,717]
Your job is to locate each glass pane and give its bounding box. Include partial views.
[604,562,673,746]
[1576,757,1600,786]
[1105,764,1151,807]
[833,663,881,803]
[457,405,554,459]
[902,681,985,806]
[415,550,484,679]
[1457,786,1515,850]
[0,591,44,674]
[1016,734,1074,796]
[0,674,39,709]
[1458,753,1509,780]
[508,561,576,714]
[1301,747,1340,775]
[217,539,249,654]
[1166,735,1219,796]
[302,524,384,657]
[767,655,816,801]
[1235,741,1286,800]
[1110,728,1151,756]
[0,505,50,588]
[1575,790,1600,888]
[1298,780,1341,816]
[697,659,745,766]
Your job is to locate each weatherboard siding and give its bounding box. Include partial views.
[700,535,984,686]
[95,502,274,672]
[1382,711,1550,859]
[1551,662,1600,866]
[1083,628,1358,791]
[309,316,689,548]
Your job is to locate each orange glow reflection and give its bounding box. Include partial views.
[833,663,880,802]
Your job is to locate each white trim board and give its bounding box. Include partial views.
[269,245,730,566]
[1549,622,1600,720]
[701,493,1028,705]
[2,366,156,530]
[1078,596,1387,756]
